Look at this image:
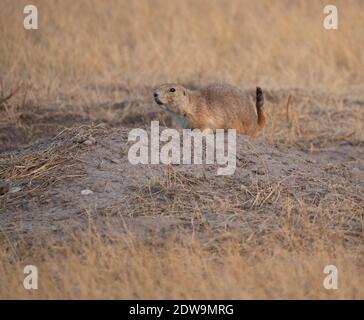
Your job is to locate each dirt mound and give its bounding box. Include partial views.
[1,125,363,249]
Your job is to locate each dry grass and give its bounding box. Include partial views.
[1,0,364,151]
[0,0,364,299]
[1,230,364,300]
[1,0,364,98]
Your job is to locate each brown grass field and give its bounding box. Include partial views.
[0,0,363,299]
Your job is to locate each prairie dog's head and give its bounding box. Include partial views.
[153,84,189,115]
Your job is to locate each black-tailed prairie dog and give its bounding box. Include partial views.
[153,83,265,136]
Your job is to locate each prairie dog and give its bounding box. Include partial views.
[153,83,265,136]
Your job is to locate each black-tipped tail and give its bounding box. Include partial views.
[256,87,264,109]
[256,87,265,128]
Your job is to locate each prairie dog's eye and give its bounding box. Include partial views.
[169,88,176,92]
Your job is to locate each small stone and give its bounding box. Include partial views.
[0,180,10,195]
[81,189,94,196]
[83,136,97,146]
[10,186,22,193]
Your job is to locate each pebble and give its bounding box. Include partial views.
[83,136,97,146]
[10,186,22,193]
[81,189,94,196]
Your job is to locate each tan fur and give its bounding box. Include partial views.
[153,83,265,136]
